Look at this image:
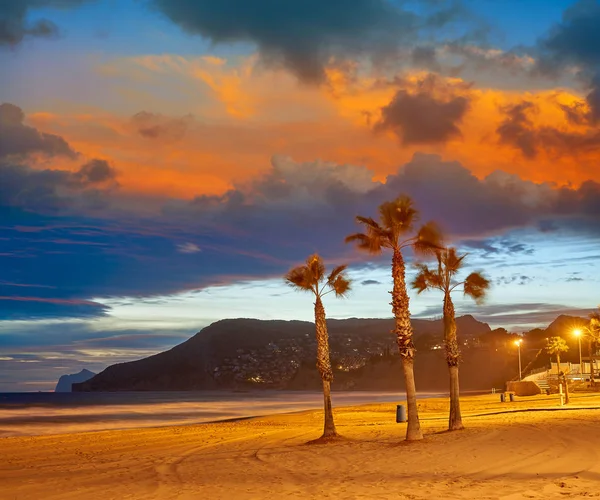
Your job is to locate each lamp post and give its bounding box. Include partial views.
[515,339,523,381]
[573,328,583,376]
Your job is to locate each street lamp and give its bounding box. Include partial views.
[514,339,523,381]
[573,328,583,376]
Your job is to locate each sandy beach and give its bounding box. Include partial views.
[2,393,600,500]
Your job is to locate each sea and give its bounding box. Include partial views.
[0,391,442,437]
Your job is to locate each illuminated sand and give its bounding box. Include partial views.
[2,393,600,500]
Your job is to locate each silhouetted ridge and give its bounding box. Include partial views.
[73,316,495,392]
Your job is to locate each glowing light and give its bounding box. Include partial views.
[573,328,582,337]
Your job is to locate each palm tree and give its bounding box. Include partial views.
[411,247,490,431]
[585,308,600,384]
[546,336,569,400]
[285,254,351,439]
[345,195,442,441]
[546,337,569,377]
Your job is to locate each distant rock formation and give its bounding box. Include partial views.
[73,316,495,392]
[55,369,96,392]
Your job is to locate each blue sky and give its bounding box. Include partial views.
[1,0,600,391]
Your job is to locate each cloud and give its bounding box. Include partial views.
[461,237,535,257]
[1,152,600,321]
[131,111,193,142]
[413,302,596,330]
[177,242,201,254]
[496,275,533,286]
[0,159,117,213]
[496,100,600,158]
[374,74,471,145]
[496,101,538,159]
[537,0,600,123]
[149,0,463,83]
[0,0,91,47]
[0,103,77,159]
[361,279,381,286]
[0,296,109,320]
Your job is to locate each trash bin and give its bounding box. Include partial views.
[500,393,505,402]
[509,393,515,402]
[396,404,407,423]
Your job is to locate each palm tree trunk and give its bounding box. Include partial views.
[444,293,463,431]
[321,379,336,436]
[590,339,596,386]
[314,296,337,437]
[556,353,561,378]
[391,249,422,441]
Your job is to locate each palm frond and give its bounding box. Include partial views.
[443,247,467,274]
[306,253,325,283]
[284,265,315,292]
[355,216,385,234]
[411,264,430,294]
[545,336,569,355]
[412,221,444,257]
[330,275,351,297]
[378,196,418,236]
[327,264,347,285]
[412,263,444,293]
[463,271,490,304]
[345,232,384,255]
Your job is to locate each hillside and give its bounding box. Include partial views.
[73,315,496,392]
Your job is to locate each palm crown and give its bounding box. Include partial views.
[345,195,442,254]
[546,336,569,356]
[285,254,351,298]
[412,247,490,303]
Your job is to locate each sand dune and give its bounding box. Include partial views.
[2,394,600,499]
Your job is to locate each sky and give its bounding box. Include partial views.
[1,0,600,391]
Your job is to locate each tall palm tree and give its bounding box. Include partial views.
[345,195,442,441]
[285,254,351,439]
[411,247,490,431]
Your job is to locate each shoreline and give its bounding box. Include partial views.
[0,390,451,438]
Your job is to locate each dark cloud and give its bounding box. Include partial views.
[461,238,534,257]
[0,103,77,159]
[496,101,538,158]
[496,275,533,286]
[0,159,117,213]
[361,279,381,286]
[131,111,193,142]
[537,0,600,123]
[496,100,600,157]
[149,0,463,83]
[411,46,439,69]
[375,75,471,145]
[73,159,117,184]
[0,296,108,321]
[1,152,600,320]
[0,0,91,46]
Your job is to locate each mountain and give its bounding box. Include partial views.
[55,369,96,392]
[544,315,589,337]
[73,315,495,392]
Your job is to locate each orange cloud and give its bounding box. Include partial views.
[22,56,600,201]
